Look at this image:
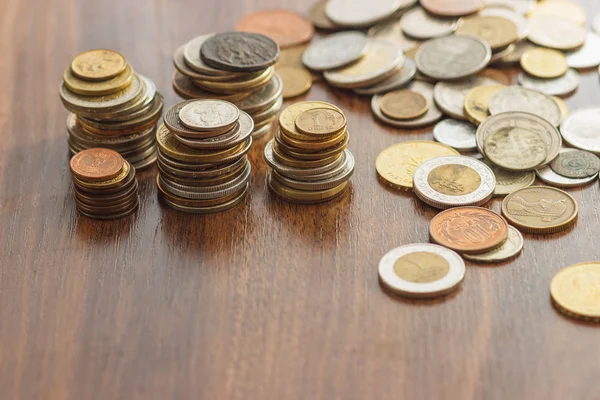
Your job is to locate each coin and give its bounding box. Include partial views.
[63,64,133,96]
[464,84,504,125]
[70,148,124,181]
[181,35,243,77]
[178,100,239,132]
[295,108,346,136]
[433,76,499,120]
[413,156,495,209]
[494,39,536,65]
[279,101,342,136]
[430,207,508,254]
[415,35,491,81]
[527,16,586,51]
[308,0,340,30]
[432,119,477,152]
[277,66,312,99]
[325,0,404,27]
[268,173,348,203]
[463,226,523,263]
[378,244,465,298]
[560,107,600,155]
[528,0,586,26]
[376,141,459,189]
[354,58,416,96]
[200,32,279,72]
[380,89,428,120]
[517,69,580,97]
[455,15,519,51]
[421,0,483,17]
[479,6,529,40]
[481,159,535,196]
[236,10,314,48]
[553,96,569,124]
[271,154,355,191]
[71,49,127,81]
[368,17,422,50]
[400,7,460,40]
[565,33,600,69]
[484,127,547,171]
[520,48,568,79]
[550,150,600,179]
[484,0,535,15]
[551,262,600,321]
[302,31,368,71]
[488,86,561,127]
[501,186,578,234]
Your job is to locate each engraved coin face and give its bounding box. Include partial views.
[378,244,465,298]
[421,0,484,17]
[429,206,509,254]
[415,35,491,80]
[235,10,314,48]
[464,84,504,125]
[482,159,535,196]
[517,69,580,97]
[433,119,477,151]
[488,86,562,127]
[279,101,342,137]
[433,76,499,120]
[550,150,600,179]
[501,186,578,234]
[528,16,586,51]
[295,108,346,136]
[463,225,523,263]
[484,127,548,171]
[71,49,127,81]
[560,107,600,154]
[200,32,280,72]
[178,100,240,131]
[325,0,404,27]
[380,89,428,120]
[303,31,368,71]
[521,48,568,79]
[455,15,519,51]
[70,148,124,181]
[536,149,599,188]
[400,7,460,40]
[551,262,600,320]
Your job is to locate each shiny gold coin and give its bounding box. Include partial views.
[551,262,600,321]
[71,49,128,81]
[279,101,342,138]
[268,173,348,204]
[464,84,504,126]
[379,90,428,120]
[456,16,519,51]
[528,0,586,26]
[375,141,459,189]
[295,108,346,136]
[279,127,347,151]
[63,64,133,96]
[520,48,568,79]
[277,65,312,99]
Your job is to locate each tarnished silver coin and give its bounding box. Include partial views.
[463,226,523,263]
[354,58,416,96]
[550,149,600,179]
[433,76,498,120]
[481,158,535,197]
[484,127,548,171]
[432,119,477,152]
[528,16,586,51]
[325,0,405,27]
[378,243,465,299]
[517,69,580,97]
[178,100,239,131]
[183,35,243,77]
[302,31,368,71]
[200,32,280,72]
[566,33,600,69]
[536,149,599,188]
[488,86,562,126]
[400,7,460,40]
[479,6,529,40]
[415,35,491,80]
[368,18,422,50]
[561,107,600,155]
[413,155,496,209]
[371,81,442,128]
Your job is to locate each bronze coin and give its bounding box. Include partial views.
[70,148,124,182]
[236,10,314,48]
[200,32,280,72]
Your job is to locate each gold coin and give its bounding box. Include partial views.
[456,16,519,51]
[295,108,346,136]
[520,48,568,79]
[379,89,428,120]
[71,49,128,81]
[279,101,342,138]
[552,96,569,124]
[272,143,342,168]
[63,64,133,96]
[268,174,348,203]
[277,134,348,160]
[551,262,600,321]
[464,84,504,126]
[277,44,309,67]
[276,65,312,99]
[194,67,274,94]
[280,127,347,150]
[528,0,586,26]
[501,186,578,234]
[376,141,459,189]
[73,161,131,189]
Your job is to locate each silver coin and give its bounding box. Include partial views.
[325,0,405,27]
[550,149,600,179]
[560,107,600,155]
[565,32,600,69]
[415,35,491,80]
[479,6,529,40]
[183,35,242,76]
[432,119,477,151]
[371,81,442,128]
[517,69,580,97]
[593,14,600,35]
[271,152,355,191]
[488,86,562,127]
[481,158,535,197]
[400,7,460,40]
[178,100,239,131]
[413,155,495,209]
[463,226,523,263]
[537,165,599,188]
[528,16,586,51]
[433,76,498,120]
[285,151,350,181]
[378,243,465,298]
[302,31,368,71]
[161,161,251,193]
[236,74,282,114]
[263,140,345,176]
[494,39,536,65]
[354,58,416,95]
[483,0,535,15]
[368,17,422,51]
[174,111,253,150]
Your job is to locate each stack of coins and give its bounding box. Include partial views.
[156,99,252,213]
[60,49,163,169]
[172,32,282,139]
[264,101,355,203]
[69,148,139,220]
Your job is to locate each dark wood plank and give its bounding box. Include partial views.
[1,0,600,399]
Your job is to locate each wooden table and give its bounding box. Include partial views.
[2,1,600,398]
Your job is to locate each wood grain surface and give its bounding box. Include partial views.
[1,0,600,399]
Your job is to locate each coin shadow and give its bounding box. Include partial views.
[376,175,414,198]
[73,205,135,242]
[378,278,462,306]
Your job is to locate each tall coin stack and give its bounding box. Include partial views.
[69,148,139,220]
[172,32,283,139]
[156,99,252,214]
[264,101,355,203]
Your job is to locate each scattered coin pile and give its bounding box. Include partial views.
[69,148,139,220]
[172,32,282,138]
[60,49,163,170]
[264,101,354,203]
[156,99,252,213]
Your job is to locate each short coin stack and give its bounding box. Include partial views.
[69,148,139,220]
[264,101,355,203]
[172,32,282,138]
[60,49,163,170]
[156,99,252,214]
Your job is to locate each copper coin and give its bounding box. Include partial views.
[70,148,124,182]
[429,206,509,254]
[236,10,314,48]
[420,0,483,17]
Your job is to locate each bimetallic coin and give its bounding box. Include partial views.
[71,49,127,81]
[560,107,600,155]
[550,150,600,179]
[378,244,465,298]
[415,35,491,81]
[433,76,499,120]
[464,84,504,125]
[455,15,519,51]
[488,86,562,127]
[277,66,312,99]
[429,206,509,254]
[463,225,523,263]
[565,33,600,69]
[325,0,404,27]
[521,48,568,79]
[527,16,586,51]
[484,127,548,171]
[235,10,314,48]
[354,58,416,96]
[295,108,346,136]
[70,148,124,182]
[482,159,535,197]
[551,262,600,322]
[421,0,483,17]
[432,119,477,152]
[400,7,460,40]
[501,186,578,234]
[380,89,428,120]
[517,69,580,97]
[200,32,280,72]
[178,100,239,132]
[302,31,368,71]
[368,17,421,50]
